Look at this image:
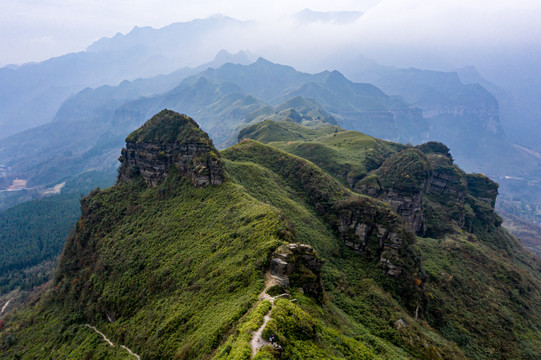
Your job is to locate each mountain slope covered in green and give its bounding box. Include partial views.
[1,112,540,360]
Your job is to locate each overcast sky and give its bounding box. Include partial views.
[1,0,540,67]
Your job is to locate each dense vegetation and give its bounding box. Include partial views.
[1,116,540,359]
[0,193,81,295]
[235,120,541,359]
[126,110,212,144]
[0,170,114,297]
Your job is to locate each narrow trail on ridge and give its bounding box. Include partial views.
[85,324,114,347]
[250,311,273,357]
[250,272,288,359]
[84,324,141,360]
[1,299,11,314]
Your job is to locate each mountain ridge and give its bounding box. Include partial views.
[2,112,540,359]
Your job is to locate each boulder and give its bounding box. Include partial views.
[269,244,324,300]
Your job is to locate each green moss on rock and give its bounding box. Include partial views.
[126,109,211,144]
[377,149,432,194]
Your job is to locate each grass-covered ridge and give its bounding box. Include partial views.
[238,120,343,144]
[239,120,404,187]
[235,120,541,359]
[1,115,541,360]
[3,174,287,359]
[221,143,464,359]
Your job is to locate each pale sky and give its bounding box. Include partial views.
[0,0,377,66]
[1,0,540,67]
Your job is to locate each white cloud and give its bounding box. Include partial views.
[0,0,540,68]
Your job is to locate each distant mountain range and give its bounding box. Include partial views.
[1,57,540,224]
[0,14,540,255]
[341,62,541,223]
[0,58,428,200]
[2,11,540,153]
[0,15,255,139]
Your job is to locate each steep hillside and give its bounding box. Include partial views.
[2,113,541,360]
[0,111,461,359]
[241,121,502,237]
[240,120,541,359]
[1,112,288,359]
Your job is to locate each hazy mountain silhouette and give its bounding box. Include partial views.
[0,16,254,139]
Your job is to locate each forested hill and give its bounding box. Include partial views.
[1,111,540,359]
[0,193,81,295]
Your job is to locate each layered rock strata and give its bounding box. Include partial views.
[336,198,416,277]
[117,110,223,187]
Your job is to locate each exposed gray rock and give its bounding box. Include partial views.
[336,200,417,277]
[427,169,466,200]
[269,244,324,299]
[119,141,223,187]
[381,189,424,235]
[117,111,224,187]
[394,318,408,330]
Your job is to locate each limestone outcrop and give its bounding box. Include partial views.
[354,149,431,235]
[336,198,417,277]
[269,244,324,300]
[353,143,501,238]
[117,110,223,187]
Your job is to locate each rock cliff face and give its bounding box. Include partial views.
[466,173,498,208]
[353,142,500,238]
[336,197,417,277]
[222,139,421,285]
[381,190,424,235]
[426,167,466,199]
[354,149,431,235]
[117,110,224,187]
[270,244,324,299]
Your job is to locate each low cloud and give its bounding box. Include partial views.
[1,0,540,84]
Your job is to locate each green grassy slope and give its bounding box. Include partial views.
[239,121,404,187]
[2,175,287,359]
[238,121,541,359]
[418,232,541,359]
[1,155,445,360]
[1,117,540,360]
[221,142,464,359]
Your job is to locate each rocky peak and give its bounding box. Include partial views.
[355,149,432,235]
[466,173,498,208]
[117,110,224,187]
[353,142,502,238]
